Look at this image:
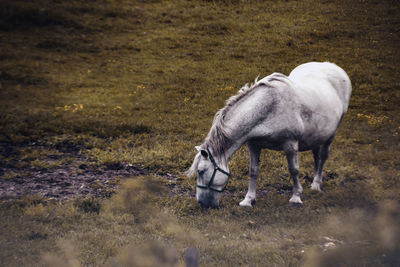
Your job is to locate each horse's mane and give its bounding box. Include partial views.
[203,73,290,158]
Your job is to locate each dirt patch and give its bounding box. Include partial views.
[0,142,184,201]
[0,163,140,201]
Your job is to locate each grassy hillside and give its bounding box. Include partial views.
[0,0,399,266]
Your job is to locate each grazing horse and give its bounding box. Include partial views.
[187,62,351,208]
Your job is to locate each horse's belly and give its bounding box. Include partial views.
[298,120,339,150]
[248,128,304,151]
[251,133,334,152]
[249,138,287,151]
[248,117,339,151]
[298,135,330,151]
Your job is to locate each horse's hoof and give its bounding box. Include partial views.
[239,199,254,207]
[289,195,303,204]
[310,182,322,191]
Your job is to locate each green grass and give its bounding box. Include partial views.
[0,0,400,266]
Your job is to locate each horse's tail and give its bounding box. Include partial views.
[326,63,352,113]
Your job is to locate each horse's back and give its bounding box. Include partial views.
[289,62,352,113]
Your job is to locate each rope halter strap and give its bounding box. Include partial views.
[196,148,231,193]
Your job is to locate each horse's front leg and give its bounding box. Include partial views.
[239,143,261,207]
[284,141,303,204]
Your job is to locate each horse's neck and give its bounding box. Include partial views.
[213,83,277,165]
[221,102,261,161]
[225,143,243,164]
[218,134,246,166]
[223,83,279,159]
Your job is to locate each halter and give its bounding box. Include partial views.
[196,148,231,193]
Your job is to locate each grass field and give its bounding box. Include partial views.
[0,0,399,266]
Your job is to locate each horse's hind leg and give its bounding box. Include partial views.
[240,143,261,207]
[284,141,303,204]
[311,140,332,191]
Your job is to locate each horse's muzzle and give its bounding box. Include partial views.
[197,192,219,208]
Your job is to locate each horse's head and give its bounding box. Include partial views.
[187,146,230,208]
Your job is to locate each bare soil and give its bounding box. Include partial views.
[0,142,185,200]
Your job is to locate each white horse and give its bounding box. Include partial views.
[187,62,352,208]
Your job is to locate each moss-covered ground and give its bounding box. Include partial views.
[0,0,399,266]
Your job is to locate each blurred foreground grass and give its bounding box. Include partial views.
[0,0,399,266]
[1,178,399,266]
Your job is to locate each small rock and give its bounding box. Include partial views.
[323,242,336,251]
[322,236,344,244]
